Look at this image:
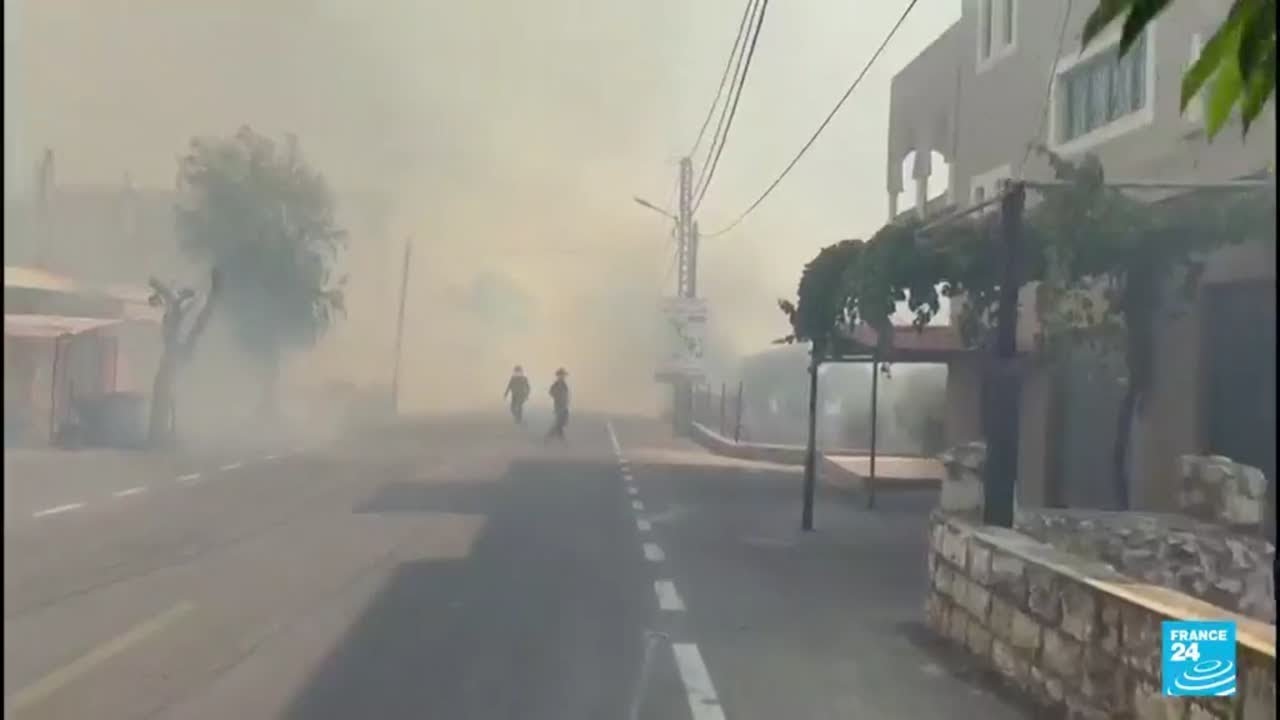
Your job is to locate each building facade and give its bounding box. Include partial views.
[886,0,1275,524]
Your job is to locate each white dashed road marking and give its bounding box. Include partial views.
[177,473,201,485]
[654,580,685,611]
[219,462,243,472]
[627,486,639,497]
[636,518,652,532]
[113,486,147,498]
[672,643,726,720]
[642,543,665,563]
[32,503,84,518]
[632,500,645,512]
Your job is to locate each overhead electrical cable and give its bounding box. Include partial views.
[705,0,920,237]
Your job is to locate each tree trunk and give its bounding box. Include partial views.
[149,357,176,449]
[257,351,281,424]
[1111,383,1137,511]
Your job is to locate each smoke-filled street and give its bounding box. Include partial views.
[4,415,1029,720]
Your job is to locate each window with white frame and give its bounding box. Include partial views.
[1002,0,1016,47]
[979,0,993,61]
[977,0,1017,69]
[1057,31,1149,143]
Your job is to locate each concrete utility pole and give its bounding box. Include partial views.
[390,237,412,416]
[673,157,698,435]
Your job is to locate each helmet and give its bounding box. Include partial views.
[555,367,567,377]
[513,365,523,373]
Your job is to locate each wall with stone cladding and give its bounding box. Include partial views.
[927,511,1277,720]
[937,443,1276,624]
[1178,455,1270,531]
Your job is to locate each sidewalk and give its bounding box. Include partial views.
[690,421,943,499]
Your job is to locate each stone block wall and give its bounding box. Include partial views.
[1178,455,1270,531]
[927,511,1277,719]
[936,442,1276,624]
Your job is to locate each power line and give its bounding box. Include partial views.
[694,0,762,191]
[706,0,920,238]
[689,0,757,159]
[1018,0,1073,175]
[692,0,770,213]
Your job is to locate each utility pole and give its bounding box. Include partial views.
[390,237,412,416]
[983,182,1026,527]
[672,156,698,435]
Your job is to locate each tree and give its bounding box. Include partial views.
[175,127,347,418]
[146,269,221,448]
[1082,0,1276,138]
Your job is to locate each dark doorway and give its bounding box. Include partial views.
[1202,280,1276,539]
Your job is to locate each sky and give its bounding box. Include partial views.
[6,0,961,413]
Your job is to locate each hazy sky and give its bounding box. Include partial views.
[6,0,961,411]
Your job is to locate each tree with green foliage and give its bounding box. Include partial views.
[780,150,1273,508]
[1083,0,1275,138]
[175,126,347,419]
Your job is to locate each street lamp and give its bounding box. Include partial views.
[632,196,678,222]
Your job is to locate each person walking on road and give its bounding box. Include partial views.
[504,365,531,424]
[546,368,570,442]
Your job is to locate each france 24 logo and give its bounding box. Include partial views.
[1161,620,1237,697]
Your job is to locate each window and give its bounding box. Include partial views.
[973,186,986,204]
[1002,0,1015,46]
[977,0,1016,71]
[1057,32,1148,143]
[979,0,993,61]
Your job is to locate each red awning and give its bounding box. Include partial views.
[4,314,123,340]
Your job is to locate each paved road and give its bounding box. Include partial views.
[4,414,1031,719]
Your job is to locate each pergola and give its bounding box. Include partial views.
[800,322,976,525]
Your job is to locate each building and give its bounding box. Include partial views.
[4,266,161,446]
[886,0,1275,522]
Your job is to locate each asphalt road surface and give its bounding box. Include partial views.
[4,413,1032,719]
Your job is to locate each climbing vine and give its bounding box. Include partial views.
[781,149,1275,507]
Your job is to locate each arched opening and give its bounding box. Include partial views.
[895,150,951,219]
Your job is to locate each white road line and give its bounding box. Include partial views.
[636,518,652,532]
[113,486,147,498]
[32,503,85,518]
[176,473,201,484]
[622,472,634,482]
[627,486,639,497]
[219,462,243,472]
[606,420,622,455]
[672,643,726,720]
[10,602,195,713]
[264,454,279,461]
[654,580,685,611]
[642,543,666,563]
[632,500,645,512]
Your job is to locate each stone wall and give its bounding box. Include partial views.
[937,443,1276,624]
[927,512,1277,719]
[1016,511,1275,625]
[1178,455,1270,532]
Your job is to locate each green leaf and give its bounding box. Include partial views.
[1181,14,1242,112]
[1235,0,1272,83]
[1240,43,1277,134]
[1206,37,1246,138]
[1118,0,1174,56]
[1082,0,1136,49]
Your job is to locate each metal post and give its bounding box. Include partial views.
[390,238,412,416]
[983,182,1026,527]
[802,353,820,531]
[734,380,744,442]
[867,357,880,510]
[719,382,727,436]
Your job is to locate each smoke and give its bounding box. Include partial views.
[11,0,720,431]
